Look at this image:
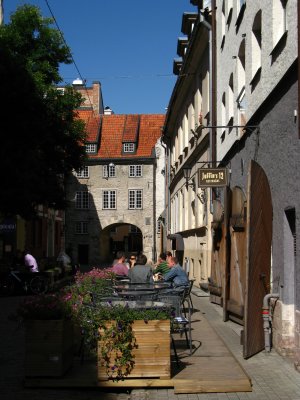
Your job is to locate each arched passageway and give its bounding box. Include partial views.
[100,223,143,264]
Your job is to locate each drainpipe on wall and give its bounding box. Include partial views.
[161,136,171,247]
[153,156,156,262]
[160,137,168,252]
[262,293,279,352]
[199,0,216,211]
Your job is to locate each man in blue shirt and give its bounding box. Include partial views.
[163,256,189,291]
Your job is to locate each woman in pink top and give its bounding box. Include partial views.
[111,251,129,276]
[24,251,39,273]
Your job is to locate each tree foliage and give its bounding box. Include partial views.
[0,5,87,218]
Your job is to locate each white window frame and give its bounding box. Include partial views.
[75,191,90,209]
[103,190,116,209]
[128,189,143,210]
[129,225,139,233]
[75,221,88,234]
[123,143,135,153]
[129,165,142,177]
[76,166,89,178]
[103,164,116,178]
[86,143,97,153]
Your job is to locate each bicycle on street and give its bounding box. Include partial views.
[0,268,49,295]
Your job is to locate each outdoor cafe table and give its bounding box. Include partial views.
[113,282,172,292]
[115,290,158,300]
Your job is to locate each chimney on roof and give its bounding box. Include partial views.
[72,77,84,86]
[104,106,114,115]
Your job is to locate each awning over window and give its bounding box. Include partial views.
[167,233,184,251]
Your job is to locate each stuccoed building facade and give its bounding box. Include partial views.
[214,0,299,363]
[65,105,165,266]
[163,0,300,364]
[162,5,213,290]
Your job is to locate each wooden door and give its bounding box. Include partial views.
[244,160,272,358]
[209,200,225,306]
[226,187,247,324]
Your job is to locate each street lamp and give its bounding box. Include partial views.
[183,166,195,190]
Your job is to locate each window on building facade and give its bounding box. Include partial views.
[128,189,142,209]
[226,0,233,27]
[228,74,234,123]
[183,113,189,149]
[221,92,226,126]
[123,143,135,153]
[236,0,246,29]
[237,86,246,127]
[129,225,139,233]
[129,165,142,177]
[272,0,288,48]
[251,10,262,81]
[103,164,116,178]
[75,221,88,234]
[76,191,90,209]
[85,144,97,153]
[76,166,89,178]
[237,39,246,94]
[103,190,116,209]
[237,0,246,13]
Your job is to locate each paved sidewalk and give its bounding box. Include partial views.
[1,292,300,399]
[131,290,300,399]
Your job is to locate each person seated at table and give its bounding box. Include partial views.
[166,251,173,265]
[163,256,189,292]
[128,254,153,283]
[111,251,129,276]
[153,252,170,281]
[128,254,137,269]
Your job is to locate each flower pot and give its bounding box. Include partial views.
[25,319,73,377]
[98,320,170,380]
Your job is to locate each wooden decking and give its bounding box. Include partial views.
[24,304,252,394]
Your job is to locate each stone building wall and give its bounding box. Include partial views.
[65,161,157,265]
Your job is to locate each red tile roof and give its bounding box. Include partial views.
[77,110,100,142]
[81,113,165,159]
[122,115,139,143]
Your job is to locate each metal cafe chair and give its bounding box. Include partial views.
[156,291,192,365]
[182,279,195,316]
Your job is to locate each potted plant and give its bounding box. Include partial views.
[76,300,173,381]
[13,293,74,377]
[60,267,116,354]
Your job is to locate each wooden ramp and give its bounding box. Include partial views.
[24,308,252,394]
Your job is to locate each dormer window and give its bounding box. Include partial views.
[123,143,135,153]
[86,143,97,153]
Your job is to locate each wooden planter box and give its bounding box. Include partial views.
[98,320,170,380]
[25,319,73,377]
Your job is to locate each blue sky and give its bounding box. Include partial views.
[4,0,197,114]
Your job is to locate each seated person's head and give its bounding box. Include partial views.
[159,252,167,262]
[136,253,147,265]
[169,256,178,267]
[116,251,125,262]
[129,254,136,264]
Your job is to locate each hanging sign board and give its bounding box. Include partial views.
[198,168,228,187]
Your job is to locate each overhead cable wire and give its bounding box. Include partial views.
[61,72,194,81]
[44,0,112,158]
